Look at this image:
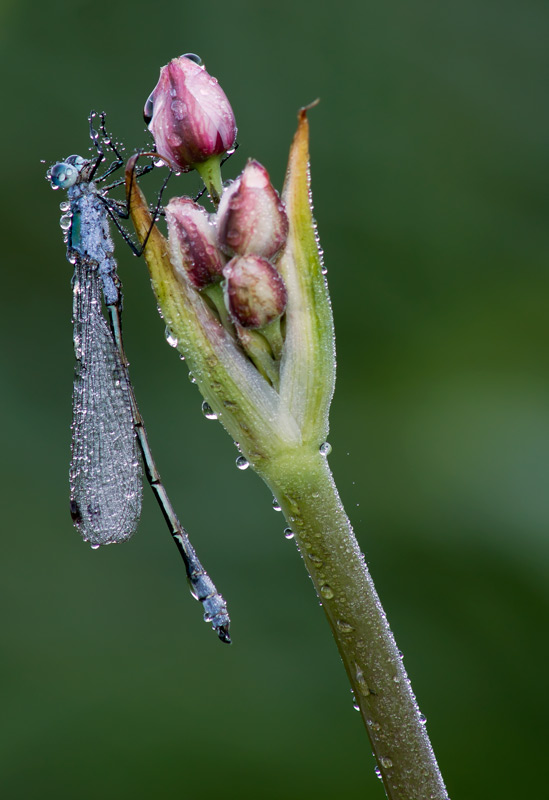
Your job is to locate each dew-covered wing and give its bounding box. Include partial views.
[69,260,142,545]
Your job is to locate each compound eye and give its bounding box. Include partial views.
[65,155,86,169]
[49,161,79,189]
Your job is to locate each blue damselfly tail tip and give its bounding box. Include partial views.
[217,624,231,644]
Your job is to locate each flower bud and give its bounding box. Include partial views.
[145,54,237,173]
[223,255,287,329]
[216,160,289,259]
[166,197,225,289]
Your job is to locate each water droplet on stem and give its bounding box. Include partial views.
[201,401,217,420]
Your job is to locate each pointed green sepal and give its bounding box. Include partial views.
[277,105,336,445]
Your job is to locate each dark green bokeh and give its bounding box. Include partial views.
[1,1,548,797]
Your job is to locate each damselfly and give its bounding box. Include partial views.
[47,113,230,642]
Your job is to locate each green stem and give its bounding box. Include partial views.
[235,325,280,390]
[203,282,233,332]
[262,317,284,361]
[194,154,223,207]
[259,447,448,800]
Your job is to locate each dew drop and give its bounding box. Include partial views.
[374,767,382,780]
[418,713,427,725]
[319,441,332,456]
[284,528,294,539]
[201,401,217,420]
[181,52,202,65]
[380,757,393,770]
[235,455,249,470]
[355,665,370,696]
[272,498,281,512]
[59,200,70,213]
[165,328,178,347]
[59,214,72,231]
[336,619,355,633]
[90,544,100,550]
[320,584,334,599]
[188,372,196,384]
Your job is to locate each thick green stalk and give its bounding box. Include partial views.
[260,447,448,800]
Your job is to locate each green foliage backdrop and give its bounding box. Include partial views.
[1,1,547,797]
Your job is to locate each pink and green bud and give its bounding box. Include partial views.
[165,197,225,289]
[216,160,289,259]
[223,255,287,329]
[144,54,237,173]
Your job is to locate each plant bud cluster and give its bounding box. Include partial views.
[166,160,288,330]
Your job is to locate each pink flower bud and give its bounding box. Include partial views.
[166,197,225,289]
[216,160,289,259]
[223,255,287,329]
[145,54,237,173]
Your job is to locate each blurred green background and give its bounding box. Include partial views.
[1,0,548,797]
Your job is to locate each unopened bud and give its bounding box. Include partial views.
[216,160,288,259]
[166,197,225,289]
[223,255,287,329]
[145,54,237,173]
